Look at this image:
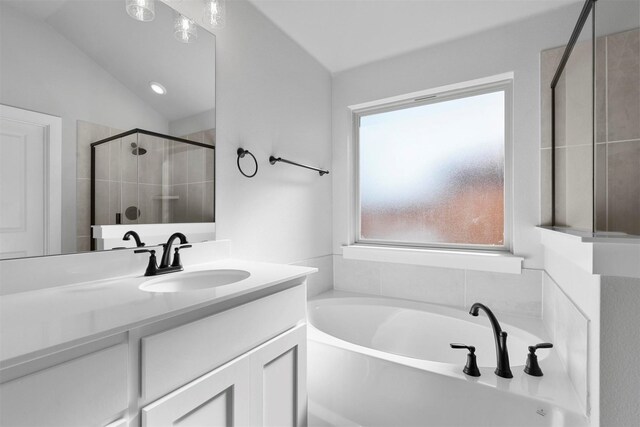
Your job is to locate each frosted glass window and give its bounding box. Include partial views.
[357,88,507,248]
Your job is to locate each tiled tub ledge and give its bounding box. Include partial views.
[538,226,640,278]
[342,244,523,274]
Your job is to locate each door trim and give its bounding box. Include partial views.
[0,104,62,255]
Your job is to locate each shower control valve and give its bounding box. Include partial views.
[450,343,481,377]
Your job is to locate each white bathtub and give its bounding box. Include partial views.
[307,294,588,427]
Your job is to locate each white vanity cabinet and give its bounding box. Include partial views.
[142,325,306,427]
[0,272,310,427]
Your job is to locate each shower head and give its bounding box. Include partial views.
[131,142,147,156]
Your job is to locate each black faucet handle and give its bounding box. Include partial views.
[528,342,553,353]
[450,343,481,377]
[134,249,158,276]
[450,343,475,353]
[170,245,191,268]
[134,249,155,255]
[524,342,553,377]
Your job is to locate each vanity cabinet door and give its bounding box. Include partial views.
[251,324,307,427]
[141,354,251,427]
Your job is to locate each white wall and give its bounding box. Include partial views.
[0,5,169,254]
[167,0,333,295]
[214,0,333,267]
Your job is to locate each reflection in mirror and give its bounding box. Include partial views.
[0,0,215,259]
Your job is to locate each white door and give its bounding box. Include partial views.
[0,105,61,259]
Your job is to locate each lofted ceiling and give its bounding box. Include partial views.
[5,0,215,123]
[247,0,584,73]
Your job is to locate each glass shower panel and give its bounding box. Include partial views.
[120,132,140,224]
[594,1,640,235]
[136,133,167,224]
[553,12,594,231]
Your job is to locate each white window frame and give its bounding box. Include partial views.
[350,74,514,253]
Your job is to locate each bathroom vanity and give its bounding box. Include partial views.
[0,244,315,426]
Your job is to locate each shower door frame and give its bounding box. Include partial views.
[89,128,215,250]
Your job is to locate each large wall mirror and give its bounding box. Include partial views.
[0,0,216,259]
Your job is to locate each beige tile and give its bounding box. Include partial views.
[94,144,109,181]
[554,73,567,147]
[137,134,164,185]
[121,182,138,224]
[607,29,640,142]
[607,139,640,234]
[203,181,214,222]
[565,145,593,230]
[108,139,121,182]
[186,183,204,222]
[333,255,381,295]
[188,146,206,183]
[554,148,567,225]
[171,184,188,223]
[94,180,109,226]
[77,121,111,179]
[138,184,162,224]
[379,263,465,308]
[171,143,188,185]
[121,135,139,184]
[109,181,122,225]
[540,149,552,225]
[565,40,593,147]
[205,148,215,181]
[465,269,542,317]
[541,47,564,149]
[76,179,91,237]
[595,144,607,231]
[595,36,607,143]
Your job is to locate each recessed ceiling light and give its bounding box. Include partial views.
[150,82,166,95]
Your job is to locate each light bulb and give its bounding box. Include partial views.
[204,0,226,29]
[126,0,155,22]
[174,13,198,43]
[149,82,166,95]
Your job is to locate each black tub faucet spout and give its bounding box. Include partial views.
[469,302,513,378]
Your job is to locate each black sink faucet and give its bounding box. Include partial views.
[159,232,190,268]
[123,230,145,247]
[469,302,513,378]
[135,232,192,276]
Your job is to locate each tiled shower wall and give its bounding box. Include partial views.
[76,122,215,251]
[541,28,640,234]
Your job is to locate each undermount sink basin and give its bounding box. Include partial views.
[139,269,251,293]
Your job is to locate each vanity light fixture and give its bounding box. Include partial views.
[174,13,198,43]
[149,81,167,95]
[125,0,155,22]
[204,0,226,29]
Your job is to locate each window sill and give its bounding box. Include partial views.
[342,245,523,274]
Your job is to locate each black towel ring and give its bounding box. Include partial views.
[237,148,258,178]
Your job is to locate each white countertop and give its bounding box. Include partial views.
[0,259,316,367]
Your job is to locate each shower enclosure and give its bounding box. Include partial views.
[549,0,639,235]
[90,128,215,237]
